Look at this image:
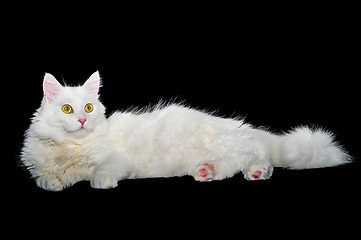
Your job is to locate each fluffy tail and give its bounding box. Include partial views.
[271,127,351,169]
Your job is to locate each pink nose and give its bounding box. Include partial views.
[78,118,87,126]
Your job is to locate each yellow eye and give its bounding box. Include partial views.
[62,104,73,114]
[84,103,93,113]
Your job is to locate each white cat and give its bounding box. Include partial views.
[21,71,350,191]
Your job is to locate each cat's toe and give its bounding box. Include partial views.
[245,163,273,181]
[91,172,118,189]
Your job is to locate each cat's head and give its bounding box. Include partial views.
[35,71,106,141]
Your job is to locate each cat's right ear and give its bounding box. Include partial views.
[43,73,62,103]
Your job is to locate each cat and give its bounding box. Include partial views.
[21,71,350,191]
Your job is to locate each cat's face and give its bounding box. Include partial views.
[39,71,106,140]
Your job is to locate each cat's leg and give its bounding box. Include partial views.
[36,171,90,191]
[91,152,131,189]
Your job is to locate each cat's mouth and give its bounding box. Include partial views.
[75,126,87,132]
[65,126,87,134]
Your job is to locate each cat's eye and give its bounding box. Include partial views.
[62,104,73,114]
[84,103,93,113]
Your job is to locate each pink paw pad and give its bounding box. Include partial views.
[252,170,262,179]
[199,168,208,177]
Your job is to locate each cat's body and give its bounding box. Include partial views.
[21,71,350,191]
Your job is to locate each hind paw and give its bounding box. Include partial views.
[245,163,273,181]
[194,163,215,182]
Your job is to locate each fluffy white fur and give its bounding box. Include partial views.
[21,71,350,191]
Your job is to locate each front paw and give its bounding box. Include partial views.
[36,174,64,191]
[91,171,118,189]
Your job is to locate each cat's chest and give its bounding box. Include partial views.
[50,142,94,173]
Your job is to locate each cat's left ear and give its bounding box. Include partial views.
[83,71,102,97]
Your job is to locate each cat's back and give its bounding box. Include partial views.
[107,104,208,135]
[105,104,212,155]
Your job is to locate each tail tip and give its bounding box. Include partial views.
[279,126,351,169]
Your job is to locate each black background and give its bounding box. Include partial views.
[4,3,359,236]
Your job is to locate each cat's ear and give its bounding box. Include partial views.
[83,71,101,97]
[43,73,62,103]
